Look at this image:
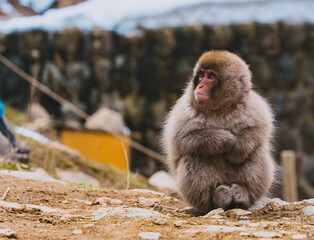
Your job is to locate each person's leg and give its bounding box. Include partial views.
[0,118,17,147]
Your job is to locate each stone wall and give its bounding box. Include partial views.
[0,23,313,198]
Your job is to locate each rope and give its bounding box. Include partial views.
[0,53,165,163]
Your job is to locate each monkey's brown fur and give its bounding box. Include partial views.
[162,50,275,215]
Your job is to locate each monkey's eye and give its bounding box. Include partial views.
[198,72,205,79]
[209,73,215,79]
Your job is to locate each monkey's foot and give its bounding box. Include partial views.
[231,183,250,208]
[212,185,233,209]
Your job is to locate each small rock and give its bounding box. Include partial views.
[209,215,223,219]
[62,200,69,204]
[72,229,83,235]
[94,197,112,205]
[84,201,93,205]
[248,222,260,227]
[303,198,314,205]
[249,197,271,210]
[163,196,172,200]
[83,224,94,228]
[138,232,161,240]
[110,199,123,205]
[269,198,290,206]
[227,209,252,216]
[174,220,185,227]
[252,231,282,238]
[139,197,156,207]
[153,218,167,225]
[291,234,307,239]
[74,198,86,203]
[302,206,314,216]
[203,208,224,217]
[282,217,290,221]
[226,222,237,226]
[239,220,250,225]
[0,228,17,238]
[131,189,164,196]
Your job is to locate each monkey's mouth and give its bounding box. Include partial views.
[194,90,210,102]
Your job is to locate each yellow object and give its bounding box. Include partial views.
[60,129,130,170]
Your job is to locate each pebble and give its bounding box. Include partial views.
[0,228,17,238]
[72,229,83,235]
[269,198,290,206]
[302,206,314,216]
[203,208,224,217]
[239,220,251,225]
[83,224,94,228]
[138,232,161,240]
[94,197,112,205]
[91,207,164,220]
[252,231,282,238]
[62,200,69,204]
[110,199,123,205]
[248,222,260,227]
[227,209,252,216]
[282,217,290,221]
[84,201,93,205]
[303,198,314,205]
[153,218,167,225]
[74,198,86,203]
[174,220,185,227]
[131,189,164,196]
[291,234,307,239]
[163,196,172,200]
[139,197,156,207]
[184,225,247,233]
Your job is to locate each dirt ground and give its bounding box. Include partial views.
[0,174,313,240]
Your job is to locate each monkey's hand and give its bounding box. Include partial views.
[226,127,260,164]
[175,128,235,157]
[209,129,236,154]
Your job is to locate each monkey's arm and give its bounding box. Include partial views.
[226,125,266,164]
[174,128,236,156]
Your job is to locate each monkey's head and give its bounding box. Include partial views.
[188,50,252,112]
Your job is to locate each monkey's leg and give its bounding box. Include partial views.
[212,185,233,209]
[230,183,250,208]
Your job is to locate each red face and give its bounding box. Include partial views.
[194,69,218,103]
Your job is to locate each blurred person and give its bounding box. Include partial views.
[0,97,30,160]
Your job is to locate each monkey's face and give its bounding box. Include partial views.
[193,69,218,103]
[190,51,252,110]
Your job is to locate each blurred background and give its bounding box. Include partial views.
[0,0,313,199]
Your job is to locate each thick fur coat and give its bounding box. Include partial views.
[162,51,275,215]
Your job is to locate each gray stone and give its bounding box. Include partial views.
[227,209,252,216]
[85,107,126,134]
[83,224,94,228]
[0,170,64,184]
[148,171,177,192]
[252,231,283,238]
[302,206,314,216]
[138,232,161,240]
[94,197,112,205]
[0,200,63,213]
[139,197,156,207]
[203,208,224,217]
[153,218,167,225]
[91,207,164,220]
[72,229,83,235]
[249,197,271,210]
[110,199,123,205]
[239,220,251,225]
[130,189,164,196]
[184,225,248,233]
[174,220,185,227]
[0,228,17,238]
[269,198,290,206]
[303,198,314,205]
[291,234,307,239]
[56,169,100,187]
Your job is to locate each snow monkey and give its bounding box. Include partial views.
[162,50,275,215]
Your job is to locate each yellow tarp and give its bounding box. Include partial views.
[60,129,130,170]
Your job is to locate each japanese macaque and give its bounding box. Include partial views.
[162,50,275,215]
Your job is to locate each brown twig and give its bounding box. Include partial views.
[1,187,10,200]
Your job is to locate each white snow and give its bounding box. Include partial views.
[0,0,313,35]
[19,0,55,13]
